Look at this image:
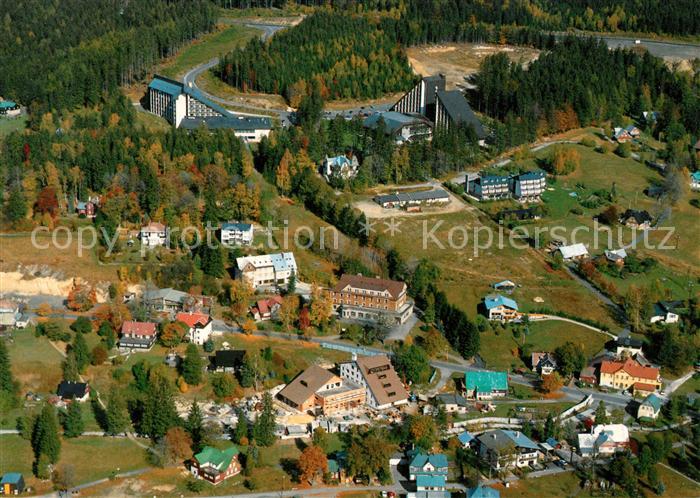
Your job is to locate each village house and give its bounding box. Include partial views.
[557,243,589,261]
[0,100,21,117]
[467,485,501,498]
[374,189,450,210]
[209,350,246,373]
[339,354,408,410]
[363,111,433,144]
[1,473,25,495]
[277,365,366,415]
[329,273,414,325]
[250,295,284,321]
[75,199,97,218]
[599,357,661,393]
[466,174,510,201]
[57,381,90,403]
[477,430,541,470]
[483,294,519,322]
[642,111,659,124]
[0,300,21,330]
[650,300,683,324]
[579,366,597,386]
[691,171,700,191]
[235,252,297,290]
[322,152,360,179]
[620,209,653,230]
[531,352,557,376]
[612,125,639,142]
[139,221,168,247]
[190,445,241,484]
[464,371,508,400]
[604,248,627,266]
[143,287,192,313]
[512,170,546,202]
[434,393,469,414]
[176,311,213,345]
[118,320,158,350]
[497,207,542,222]
[407,453,449,498]
[492,280,516,293]
[577,424,630,456]
[637,393,663,421]
[615,336,644,358]
[220,222,253,247]
[458,431,476,449]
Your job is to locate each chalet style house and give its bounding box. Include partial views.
[277,365,366,415]
[139,222,168,247]
[328,273,414,325]
[190,446,241,484]
[176,311,213,345]
[118,320,158,350]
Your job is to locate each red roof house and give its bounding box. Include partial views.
[250,295,284,321]
[119,320,158,350]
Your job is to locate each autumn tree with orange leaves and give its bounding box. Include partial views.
[541,372,564,393]
[298,444,327,485]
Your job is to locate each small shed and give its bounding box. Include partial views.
[1,473,25,495]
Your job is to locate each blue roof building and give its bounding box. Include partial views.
[638,393,663,420]
[458,431,475,447]
[1,472,25,494]
[467,485,500,498]
[484,294,519,322]
[484,295,518,311]
[464,371,508,400]
[408,453,449,498]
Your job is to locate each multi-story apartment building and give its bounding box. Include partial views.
[277,365,365,415]
[235,252,297,290]
[512,170,546,201]
[339,354,408,410]
[467,174,511,200]
[328,274,414,325]
[434,89,486,143]
[220,222,253,246]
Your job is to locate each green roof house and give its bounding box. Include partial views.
[637,393,663,421]
[464,371,509,400]
[191,445,241,484]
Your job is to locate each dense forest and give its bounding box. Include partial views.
[219,0,700,37]
[471,37,700,146]
[216,10,416,102]
[0,0,215,112]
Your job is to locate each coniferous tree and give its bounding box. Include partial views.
[185,400,204,453]
[5,188,27,224]
[252,392,277,447]
[181,344,204,386]
[71,332,90,372]
[62,351,80,382]
[32,404,61,467]
[63,402,84,438]
[140,368,180,440]
[231,409,249,444]
[0,340,19,409]
[105,387,131,435]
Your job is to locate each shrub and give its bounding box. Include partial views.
[543,146,580,175]
[615,142,632,158]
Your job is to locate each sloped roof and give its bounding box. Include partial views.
[467,485,500,498]
[691,170,700,181]
[436,90,486,139]
[465,371,508,392]
[0,473,23,485]
[278,365,338,408]
[409,452,448,471]
[605,248,628,261]
[559,243,588,259]
[621,209,652,223]
[493,280,516,289]
[516,170,546,181]
[176,311,211,329]
[416,474,446,488]
[363,111,428,134]
[600,357,659,381]
[143,287,190,304]
[333,273,406,300]
[531,352,557,370]
[221,222,252,232]
[484,294,518,311]
[355,355,408,406]
[141,222,167,232]
[179,115,272,131]
[478,429,539,452]
[194,445,239,470]
[121,321,157,337]
[436,393,468,407]
[148,75,184,97]
[617,336,643,349]
[57,381,88,399]
[374,189,450,205]
[458,431,474,445]
[642,393,663,411]
[213,350,245,369]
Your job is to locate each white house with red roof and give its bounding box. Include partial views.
[118,321,158,350]
[250,296,284,321]
[177,311,213,345]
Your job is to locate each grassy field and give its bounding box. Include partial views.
[0,435,150,494]
[0,115,27,139]
[478,320,609,371]
[384,209,618,328]
[6,329,65,395]
[134,108,172,133]
[159,24,261,79]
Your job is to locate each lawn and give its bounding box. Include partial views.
[0,115,27,139]
[159,24,261,79]
[0,435,150,494]
[478,320,609,371]
[6,328,65,395]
